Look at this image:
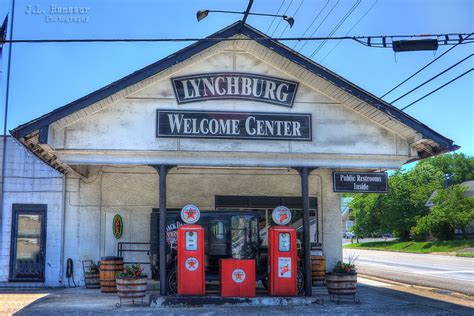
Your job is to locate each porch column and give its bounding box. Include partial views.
[152,164,172,296]
[297,167,314,296]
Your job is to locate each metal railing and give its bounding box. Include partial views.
[117,242,150,265]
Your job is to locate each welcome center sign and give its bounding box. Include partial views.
[157,110,312,141]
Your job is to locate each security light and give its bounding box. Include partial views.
[196,8,295,28]
[283,16,294,28]
[196,10,209,22]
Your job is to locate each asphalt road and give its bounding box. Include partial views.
[343,248,474,295]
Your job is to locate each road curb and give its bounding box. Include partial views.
[358,274,474,301]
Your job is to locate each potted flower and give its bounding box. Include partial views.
[116,264,148,306]
[83,260,100,289]
[325,255,359,303]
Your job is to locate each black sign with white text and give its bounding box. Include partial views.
[157,110,312,141]
[171,73,299,107]
[333,172,388,193]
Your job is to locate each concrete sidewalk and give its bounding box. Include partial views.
[1,277,473,315]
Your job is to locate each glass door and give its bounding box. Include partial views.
[9,204,47,282]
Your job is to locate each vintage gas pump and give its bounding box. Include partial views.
[177,205,205,295]
[268,206,298,296]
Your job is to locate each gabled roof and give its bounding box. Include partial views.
[11,21,457,155]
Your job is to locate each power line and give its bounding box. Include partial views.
[298,0,340,52]
[279,0,305,37]
[271,0,294,36]
[320,0,378,62]
[2,33,471,44]
[391,54,473,104]
[310,0,361,58]
[266,0,286,34]
[381,32,473,98]
[292,0,329,50]
[401,68,473,110]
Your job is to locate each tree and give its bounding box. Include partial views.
[419,153,474,185]
[411,185,474,240]
[350,193,386,238]
[350,163,443,241]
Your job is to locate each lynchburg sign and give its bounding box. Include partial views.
[171,73,298,107]
[157,110,312,141]
[333,172,388,193]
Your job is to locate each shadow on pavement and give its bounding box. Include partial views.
[4,281,472,315]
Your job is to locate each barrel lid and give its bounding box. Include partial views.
[101,256,123,260]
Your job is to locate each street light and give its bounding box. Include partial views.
[196,10,209,22]
[196,9,295,28]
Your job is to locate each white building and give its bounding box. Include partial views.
[2,22,456,293]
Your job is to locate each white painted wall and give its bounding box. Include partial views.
[0,137,64,286]
[50,49,411,169]
[61,165,341,284]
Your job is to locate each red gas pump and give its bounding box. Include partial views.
[177,205,205,295]
[268,206,298,296]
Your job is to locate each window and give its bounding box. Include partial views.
[211,221,227,240]
[231,215,258,259]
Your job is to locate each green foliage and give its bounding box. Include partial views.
[117,264,148,278]
[89,262,100,273]
[332,261,356,274]
[350,163,443,240]
[344,239,474,253]
[350,153,473,241]
[419,153,474,185]
[411,185,474,240]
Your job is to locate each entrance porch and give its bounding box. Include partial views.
[62,164,342,296]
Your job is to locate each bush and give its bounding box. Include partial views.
[410,220,429,242]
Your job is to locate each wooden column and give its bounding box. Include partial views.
[297,167,313,296]
[159,165,169,296]
[151,165,172,296]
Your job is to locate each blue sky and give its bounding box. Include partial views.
[0,0,473,155]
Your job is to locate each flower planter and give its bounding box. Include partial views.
[326,272,359,303]
[116,276,147,307]
[84,272,100,289]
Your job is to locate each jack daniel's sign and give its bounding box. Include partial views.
[171,73,298,107]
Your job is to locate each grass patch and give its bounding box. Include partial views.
[344,239,474,254]
[456,252,474,258]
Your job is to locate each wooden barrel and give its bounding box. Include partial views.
[116,277,147,299]
[84,272,100,289]
[311,255,326,284]
[100,256,123,293]
[326,273,357,295]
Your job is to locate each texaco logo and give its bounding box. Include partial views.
[181,204,200,224]
[272,206,292,225]
[232,269,246,283]
[185,257,199,271]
